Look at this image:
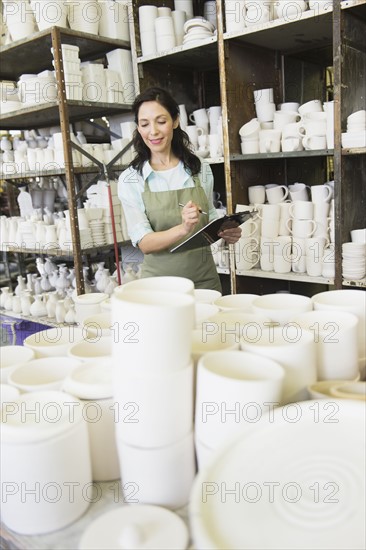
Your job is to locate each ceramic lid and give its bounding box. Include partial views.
[62,361,113,400]
[1,391,83,444]
[79,505,189,549]
[190,399,366,550]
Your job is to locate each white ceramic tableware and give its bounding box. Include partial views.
[248,185,265,204]
[265,184,289,204]
[195,350,285,449]
[312,290,366,376]
[286,218,317,238]
[224,0,246,32]
[8,357,81,393]
[310,184,332,203]
[68,337,112,362]
[293,310,359,381]
[1,391,91,535]
[112,290,195,374]
[241,325,316,403]
[194,288,222,304]
[214,293,259,312]
[23,327,85,358]
[288,182,310,202]
[0,346,35,383]
[251,293,312,325]
[116,431,196,509]
[190,399,365,550]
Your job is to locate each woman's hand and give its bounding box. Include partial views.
[181,200,200,234]
[218,226,242,244]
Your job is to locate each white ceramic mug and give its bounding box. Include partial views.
[185,125,204,148]
[289,201,314,220]
[189,108,209,133]
[310,184,332,203]
[305,236,329,277]
[248,185,265,204]
[288,182,310,201]
[259,129,281,152]
[281,136,303,152]
[256,103,276,124]
[265,184,289,204]
[235,237,259,270]
[302,135,327,150]
[287,218,317,238]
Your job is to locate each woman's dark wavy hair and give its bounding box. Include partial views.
[130,87,201,176]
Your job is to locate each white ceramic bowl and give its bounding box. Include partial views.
[251,293,312,325]
[82,312,112,337]
[0,345,35,383]
[23,327,85,359]
[68,336,112,362]
[8,357,81,392]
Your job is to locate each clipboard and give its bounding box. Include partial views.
[170,210,253,253]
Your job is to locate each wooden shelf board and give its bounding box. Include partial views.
[231,149,333,161]
[236,268,333,285]
[342,278,366,288]
[0,165,128,181]
[2,241,131,257]
[342,147,366,156]
[136,36,218,69]
[0,101,131,130]
[0,28,130,80]
[224,5,333,53]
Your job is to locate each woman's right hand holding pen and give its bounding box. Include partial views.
[181,200,200,234]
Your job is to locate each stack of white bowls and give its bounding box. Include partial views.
[30,0,68,31]
[139,4,159,56]
[183,17,215,46]
[155,14,176,52]
[342,242,366,281]
[66,0,99,35]
[2,0,37,41]
[342,109,366,148]
[112,278,196,508]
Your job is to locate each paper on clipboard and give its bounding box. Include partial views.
[170,211,253,253]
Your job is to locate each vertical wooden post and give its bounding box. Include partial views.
[51,27,85,295]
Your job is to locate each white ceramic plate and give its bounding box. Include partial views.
[183,17,215,34]
[190,399,366,549]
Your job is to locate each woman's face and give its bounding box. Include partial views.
[137,100,179,156]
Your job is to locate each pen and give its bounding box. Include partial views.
[179,203,207,215]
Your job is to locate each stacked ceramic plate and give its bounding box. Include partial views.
[342,242,366,280]
[341,109,366,148]
[89,220,106,247]
[182,17,215,46]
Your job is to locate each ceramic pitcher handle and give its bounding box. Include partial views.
[189,113,195,123]
[324,184,332,202]
[286,218,293,234]
[308,220,317,237]
[280,186,289,201]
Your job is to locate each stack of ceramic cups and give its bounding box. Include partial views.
[81,62,105,102]
[112,278,196,508]
[342,109,366,148]
[186,106,223,158]
[239,118,260,154]
[139,5,159,56]
[298,100,327,151]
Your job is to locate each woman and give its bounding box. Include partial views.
[118,87,241,291]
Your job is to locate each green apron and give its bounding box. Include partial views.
[140,174,222,292]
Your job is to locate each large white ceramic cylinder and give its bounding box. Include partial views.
[214,293,258,312]
[251,293,312,325]
[115,275,194,296]
[63,361,120,482]
[111,290,195,374]
[116,431,196,509]
[293,310,359,381]
[312,290,366,377]
[195,351,285,449]
[1,391,91,535]
[73,293,109,325]
[114,362,193,447]
[241,326,317,403]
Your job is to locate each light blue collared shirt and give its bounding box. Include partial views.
[118,160,218,246]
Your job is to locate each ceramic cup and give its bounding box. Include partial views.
[195,351,285,448]
[116,431,196,509]
[241,326,317,404]
[293,310,359,381]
